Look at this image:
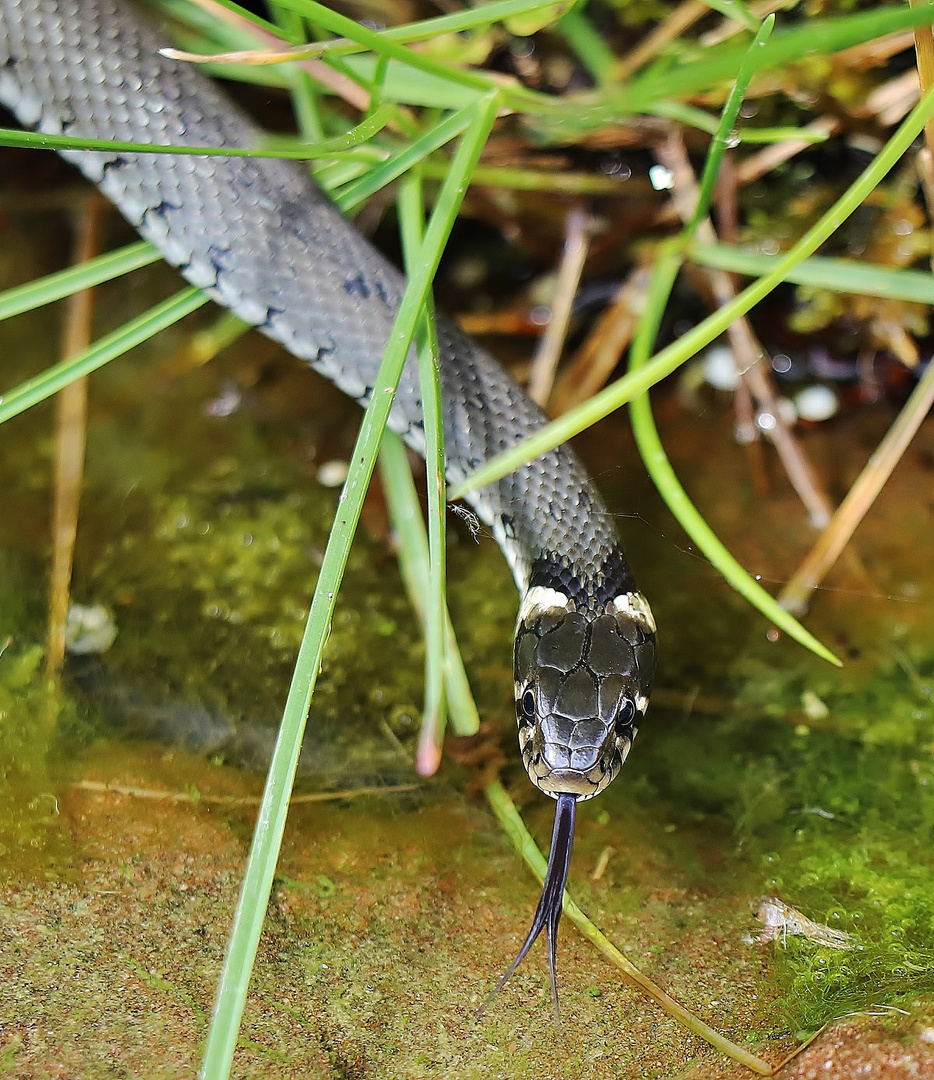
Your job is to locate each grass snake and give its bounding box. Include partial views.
[0,0,657,1010]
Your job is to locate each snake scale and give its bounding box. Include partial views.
[0,0,657,1009]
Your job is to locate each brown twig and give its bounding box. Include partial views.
[184,0,371,110]
[777,355,934,614]
[657,130,835,528]
[47,204,102,677]
[911,0,934,161]
[858,70,921,127]
[614,0,710,80]
[713,154,762,482]
[527,204,592,407]
[912,0,934,273]
[551,260,653,413]
[70,779,421,805]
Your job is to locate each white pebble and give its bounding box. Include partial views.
[65,604,117,655]
[317,460,349,488]
[648,164,674,191]
[794,384,839,422]
[702,345,740,391]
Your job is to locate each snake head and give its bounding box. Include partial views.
[484,579,655,1018]
[514,582,656,800]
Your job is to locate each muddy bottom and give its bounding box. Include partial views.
[2,198,934,1078]
[0,742,786,1079]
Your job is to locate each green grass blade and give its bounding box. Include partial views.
[0,105,394,158]
[265,0,565,56]
[0,240,159,321]
[624,4,934,111]
[555,6,617,87]
[649,100,721,134]
[0,288,208,425]
[398,171,449,774]
[686,15,774,239]
[420,161,633,195]
[448,80,934,501]
[628,22,839,665]
[690,243,934,304]
[379,435,481,742]
[629,399,841,663]
[260,102,395,152]
[627,251,840,665]
[334,105,476,212]
[700,0,760,32]
[271,0,497,95]
[738,125,830,143]
[317,55,486,111]
[536,4,934,129]
[313,156,377,190]
[282,61,326,145]
[168,0,286,41]
[188,312,251,365]
[198,91,499,1080]
[647,107,825,145]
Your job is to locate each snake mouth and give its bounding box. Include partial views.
[535,769,602,798]
[524,721,617,799]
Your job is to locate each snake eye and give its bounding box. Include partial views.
[615,698,636,734]
[520,688,537,720]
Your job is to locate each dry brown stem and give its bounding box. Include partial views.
[47,204,102,678]
[528,204,592,407]
[656,129,834,528]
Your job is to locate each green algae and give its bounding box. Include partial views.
[748,706,934,1030]
[78,452,429,783]
[0,641,61,864]
[624,610,934,1035]
[0,564,77,875]
[0,249,450,790]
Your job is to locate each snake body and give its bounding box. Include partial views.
[0,0,656,1006]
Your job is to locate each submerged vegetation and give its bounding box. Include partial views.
[2,0,934,1075]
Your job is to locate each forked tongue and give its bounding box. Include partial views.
[480,792,577,1020]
